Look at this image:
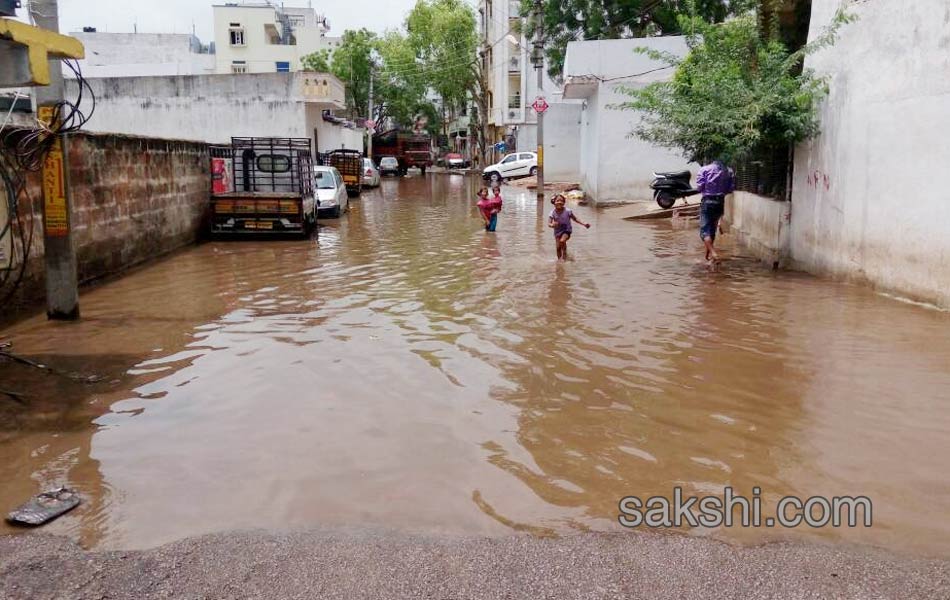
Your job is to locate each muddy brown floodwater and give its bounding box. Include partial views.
[1,174,949,557]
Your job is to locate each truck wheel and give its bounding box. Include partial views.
[420,165,426,175]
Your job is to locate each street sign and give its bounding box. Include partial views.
[531,96,549,114]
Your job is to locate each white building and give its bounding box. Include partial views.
[66,72,364,155]
[784,0,949,306]
[213,2,340,75]
[478,0,559,155]
[562,37,694,205]
[68,31,215,78]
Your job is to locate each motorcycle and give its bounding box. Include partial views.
[650,170,699,209]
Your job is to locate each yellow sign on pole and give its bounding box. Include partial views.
[39,106,69,237]
[537,146,544,168]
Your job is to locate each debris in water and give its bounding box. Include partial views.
[6,488,81,526]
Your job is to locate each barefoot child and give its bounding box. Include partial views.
[489,184,503,230]
[476,187,496,232]
[548,194,590,260]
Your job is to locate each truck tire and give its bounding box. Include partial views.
[420,165,426,175]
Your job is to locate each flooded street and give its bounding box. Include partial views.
[1,174,949,557]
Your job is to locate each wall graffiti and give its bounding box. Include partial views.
[807,169,831,191]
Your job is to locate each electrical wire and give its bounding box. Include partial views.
[0,57,95,307]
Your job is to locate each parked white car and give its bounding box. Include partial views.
[362,158,380,188]
[314,166,348,218]
[483,152,538,182]
[378,156,400,176]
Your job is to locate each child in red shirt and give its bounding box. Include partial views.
[489,185,503,231]
[476,187,495,231]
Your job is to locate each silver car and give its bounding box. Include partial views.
[314,166,349,218]
[362,158,380,187]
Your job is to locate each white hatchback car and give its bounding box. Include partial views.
[483,152,537,182]
[314,166,348,218]
[361,158,380,188]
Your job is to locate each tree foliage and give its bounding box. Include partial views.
[615,6,853,163]
[521,0,732,82]
[405,0,479,112]
[374,31,429,128]
[301,49,332,73]
[300,0,478,135]
[326,28,377,119]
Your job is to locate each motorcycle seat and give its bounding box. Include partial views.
[654,170,691,179]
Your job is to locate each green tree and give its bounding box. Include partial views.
[301,49,332,73]
[330,28,378,119]
[405,0,478,112]
[520,0,733,82]
[374,31,429,127]
[615,6,852,163]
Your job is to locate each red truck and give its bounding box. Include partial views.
[371,129,433,175]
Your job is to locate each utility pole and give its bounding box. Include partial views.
[367,62,374,159]
[33,0,80,320]
[532,0,544,203]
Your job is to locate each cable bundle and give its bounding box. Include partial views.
[0,58,96,308]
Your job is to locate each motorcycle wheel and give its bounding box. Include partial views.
[656,190,677,209]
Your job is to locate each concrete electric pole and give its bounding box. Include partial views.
[32,0,80,320]
[532,0,544,203]
[367,62,374,159]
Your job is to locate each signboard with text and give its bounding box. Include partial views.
[531,96,549,114]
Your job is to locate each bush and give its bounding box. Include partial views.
[616,7,853,163]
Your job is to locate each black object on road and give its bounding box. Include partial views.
[6,487,80,526]
[650,170,700,209]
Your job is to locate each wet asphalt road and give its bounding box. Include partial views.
[2,528,949,600]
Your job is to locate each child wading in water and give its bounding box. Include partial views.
[548,194,590,260]
[490,184,503,228]
[476,187,497,231]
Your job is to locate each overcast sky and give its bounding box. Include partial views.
[46,0,423,40]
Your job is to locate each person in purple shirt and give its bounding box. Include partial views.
[695,159,735,262]
[548,194,590,260]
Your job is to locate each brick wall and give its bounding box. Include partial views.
[2,131,209,320]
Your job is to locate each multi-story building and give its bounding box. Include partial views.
[213,2,340,74]
[478,0,559,156]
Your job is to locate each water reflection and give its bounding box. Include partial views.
[1,175,948,557]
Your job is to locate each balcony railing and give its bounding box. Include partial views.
[508,94,521,109]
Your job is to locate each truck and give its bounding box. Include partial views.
[371,129,433,175]
[326,148,363,195]
[209,137,317,236]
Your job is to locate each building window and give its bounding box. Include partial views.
[231,61,247,74]
[276,61,290,73]
[229,27,245,46]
